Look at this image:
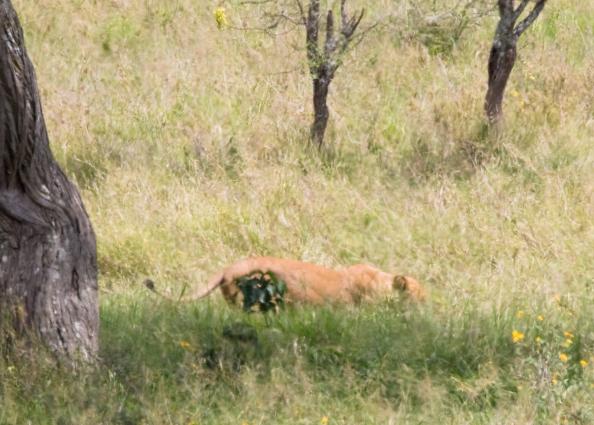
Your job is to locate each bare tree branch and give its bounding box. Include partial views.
[295,0,306,25]
[261,10,303,26]
[512,0,531,21]
[325,10,335,58]
[340,0,348,29]
[514,0,547,38]
[342,8,364,39]
[306,0,320,73]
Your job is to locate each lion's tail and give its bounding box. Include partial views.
[143,272,224,302]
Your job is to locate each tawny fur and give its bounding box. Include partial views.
[145,257,426,306]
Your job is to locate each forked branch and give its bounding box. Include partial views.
[513,0,546,37]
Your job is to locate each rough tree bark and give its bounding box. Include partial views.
[297,0,364,148]
[485,0,547,125]
[0,0,98,360]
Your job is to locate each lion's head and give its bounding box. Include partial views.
[393,275,426,302]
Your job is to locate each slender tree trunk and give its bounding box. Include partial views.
[300,0,364,148]
[485,42,517,125]
[485,0,547,125]
[0,0,98,361]
[310,77,330,148]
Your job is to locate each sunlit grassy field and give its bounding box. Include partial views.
[1,0,593,423]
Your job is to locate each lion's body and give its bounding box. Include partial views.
[145,256,425,306]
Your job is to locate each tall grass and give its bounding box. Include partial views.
[2,0,593,423]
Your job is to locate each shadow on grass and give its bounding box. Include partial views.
[99,297,519,411]
[7,297,590,424]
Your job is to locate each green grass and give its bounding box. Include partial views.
[2,298,593,424]
[2,0,594,423]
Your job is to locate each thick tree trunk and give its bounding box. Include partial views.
[485,42,517,125]
[310,77,330,148]
[0,0,98,360]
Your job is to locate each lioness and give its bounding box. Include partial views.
[145,257,426,306]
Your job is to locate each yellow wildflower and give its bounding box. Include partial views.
[562,338,573,348]
[516,310,525,319]
[551,377,558,385]
[563,331,574,339]
[512,330,525,343]
[580,359,588,368]
[535,336,543,344]
[179,340,191,350]
[559,353,569,363]
[214,7,228,30]
[321,417,329,425]
[537,315,544,321]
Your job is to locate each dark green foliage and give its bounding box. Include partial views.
[237,272,287,313]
